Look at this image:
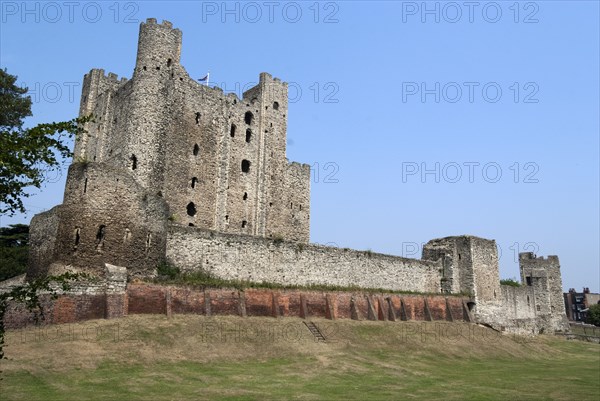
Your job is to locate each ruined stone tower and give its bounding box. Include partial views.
[28,18,310,277]
[519,253,569,331]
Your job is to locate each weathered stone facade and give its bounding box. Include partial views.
[75,18,310,243]
[19,19,569,335]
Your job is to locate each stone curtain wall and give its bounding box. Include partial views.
[166,226,442,293]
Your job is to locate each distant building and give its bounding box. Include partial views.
[564,288,600,322]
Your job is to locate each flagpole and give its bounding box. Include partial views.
[206,71,210,87]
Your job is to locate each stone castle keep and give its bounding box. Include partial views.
[17,19,568,334]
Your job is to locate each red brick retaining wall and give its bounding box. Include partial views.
[3,283,473,329]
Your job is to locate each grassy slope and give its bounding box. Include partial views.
[1,315,599,401]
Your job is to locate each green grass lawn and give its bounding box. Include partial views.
[1,315,599,400]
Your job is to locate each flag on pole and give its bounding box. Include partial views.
[198,72,210,86]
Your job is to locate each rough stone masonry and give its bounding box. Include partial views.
[17,18,569,335]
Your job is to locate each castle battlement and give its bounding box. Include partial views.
[519,252,560,262]
[143,17,174,29]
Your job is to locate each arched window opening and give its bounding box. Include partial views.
[467,302,476,312]
[167,58,172,67]
[243,192,248,200]
[244,111,253,125]
[273,101,279,110]
[191,177,198,189]
[189,223,195,227]
[246,129,252,143]
[230,124,236,137]
[193,143,200,156]
[241,159,251,173]
[95,225,106,252]
[195,112,201,125]
[187,202,197,217]
[130,154,137,170]
[96,225,106,242]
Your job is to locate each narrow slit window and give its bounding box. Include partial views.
[195,112,201,125]
[191,177,198,188]
[242,220,247,228]
[74,228,80,246]
[96,225,106,243]
[243,192,248,200]
[130,154,137,170]
[145,233,152,254]
[230,124,236,137]
[241,159,251,173]
[273,101,279,110]
[95,225,106,252]
[193,144,200,156]
[246,129,252,143]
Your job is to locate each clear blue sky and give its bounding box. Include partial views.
[1,1,598,292]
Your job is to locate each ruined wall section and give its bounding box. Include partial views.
[280,162,311,242]
[519,253,569,332]
[469,237,501,302]
[27,206,61,278]
[75,69,129,162]
[473,284,539,335]
[423,236,499,299]
[166,226,443,292]
[48,162,170,277]
[423,238,460,294]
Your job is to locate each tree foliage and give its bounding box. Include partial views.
[587,304,600,327]
[0,68,92,215]
[500,278,521,287]
[0,224,29,281]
